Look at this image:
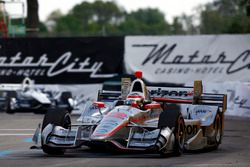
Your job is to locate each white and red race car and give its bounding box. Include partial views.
[32,71,227,156]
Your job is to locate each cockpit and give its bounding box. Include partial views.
[125,71,150,109]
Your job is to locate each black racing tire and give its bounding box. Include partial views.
[173,113,185,156]
[61,91,72,99]
[5,91,17,114]
[158,105,185,157]
[41,108,71,155]
[213,112,222,149]
[6,98,15,114]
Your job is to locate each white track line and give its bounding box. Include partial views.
[0,129,35,131]
[0,129,35,136]
[0,134,33,136]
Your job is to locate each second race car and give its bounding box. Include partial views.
[0,77,75,113]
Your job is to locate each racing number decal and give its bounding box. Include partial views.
[108,112,127,119]
[185,125,198,135]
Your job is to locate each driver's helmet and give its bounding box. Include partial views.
[22,77,33,92]
[125,92,144,108]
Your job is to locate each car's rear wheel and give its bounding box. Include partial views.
[41,108,71,155]
[173,114,185,156]
[213,112,222,149]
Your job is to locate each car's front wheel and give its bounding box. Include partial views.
[41,108,71,155]
[158,104,185,156]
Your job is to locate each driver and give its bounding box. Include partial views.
[125,92,145,109]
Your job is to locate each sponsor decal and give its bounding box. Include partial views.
[150,88,193,97]
[186,125,198,135]
[195,109,210,115]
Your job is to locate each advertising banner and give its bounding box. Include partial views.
[195,82,250,117]
[125,35,250,84]
[0,37,124,84]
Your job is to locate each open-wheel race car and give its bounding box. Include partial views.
[32,71,227,156]
[0,77,75,113]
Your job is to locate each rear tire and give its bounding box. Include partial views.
[213,112,222,149]
[173,114,185,156]
[41,108,71,155]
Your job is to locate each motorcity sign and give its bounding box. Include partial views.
[125,35,250,83]
[0,52,114,78]
[0,37,123,84]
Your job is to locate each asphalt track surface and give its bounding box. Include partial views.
[0,112,250,167]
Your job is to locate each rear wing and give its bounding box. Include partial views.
[98,77,130,101]
[97,80,227,113]
[149,80,227,113]
[97,90,121,101]
[0,84,22,91]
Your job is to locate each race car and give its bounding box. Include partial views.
[0,77,75,113]
[32,71,227,156]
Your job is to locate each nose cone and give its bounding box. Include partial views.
[91,112,128,140]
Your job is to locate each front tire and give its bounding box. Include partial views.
[158,104,185,156]
[6,98,15,114]
[5,91,17,114]
[41,108,71,155]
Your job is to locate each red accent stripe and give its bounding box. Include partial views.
[130,117,146,123]
[187,91,194,96]
[152,97,192,103]
[127,95,143,98]
[144,103,161,109]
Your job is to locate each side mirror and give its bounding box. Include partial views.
[94,101,105,108]
[144,103,161,110]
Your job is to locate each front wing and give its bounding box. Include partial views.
[33,123,176,153]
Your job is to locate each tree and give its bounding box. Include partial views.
[41,0,250,36]
[51,0,125,36]
[199,0,250,34]
[170,17,185,34]
[47,1,174,36]
[200,4,229,34]
[119,8,171,35]
[26,0,39,37]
